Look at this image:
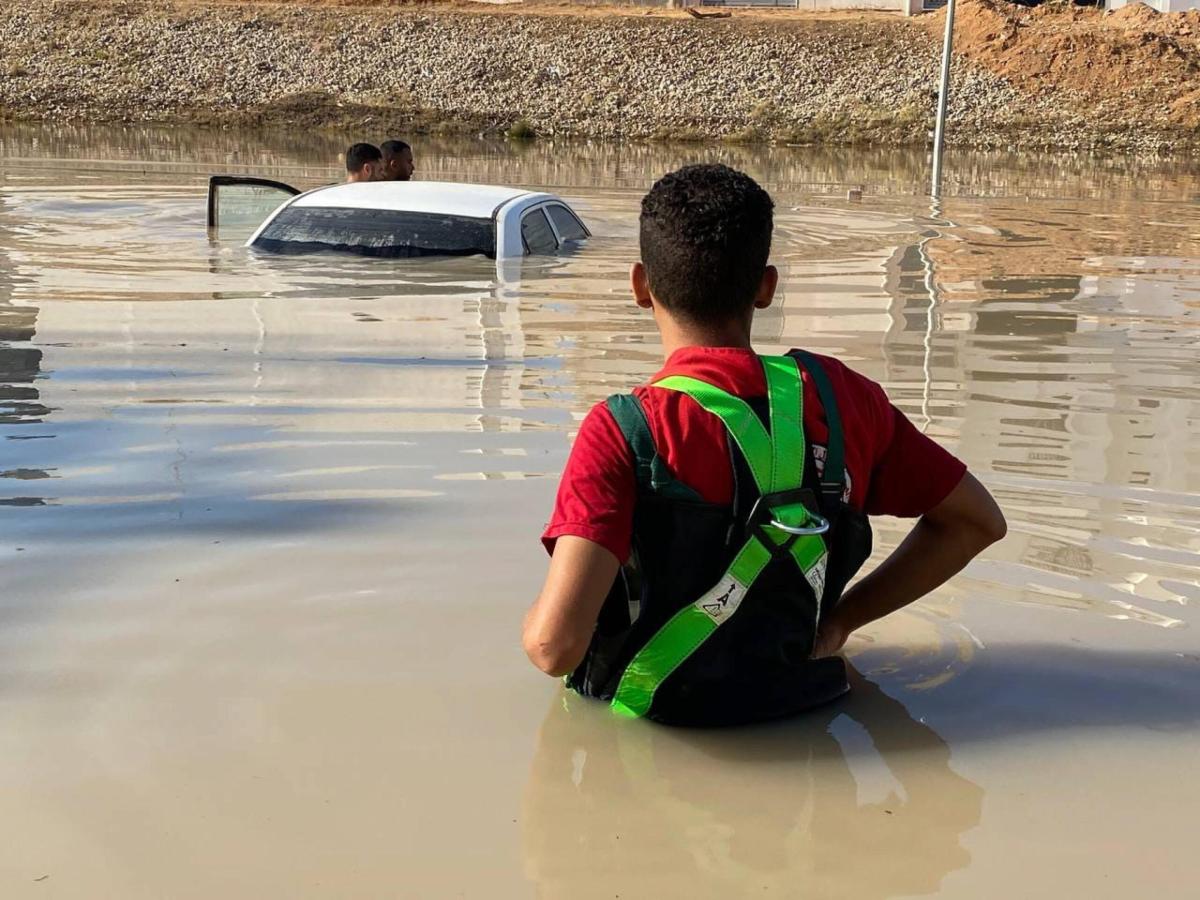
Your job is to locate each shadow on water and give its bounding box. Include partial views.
[858,643,1200,742]
[522,667,983,899]
[521,647,1199,897]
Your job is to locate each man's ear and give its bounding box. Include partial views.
[753,265,779,310]
[631,262,653,310]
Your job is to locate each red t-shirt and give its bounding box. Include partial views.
[542,347,966,563]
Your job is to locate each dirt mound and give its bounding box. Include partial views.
[1109,5,1200,37]
[930,0,1200,128]
[1107,1,1160,26]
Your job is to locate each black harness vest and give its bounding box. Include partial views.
[566,350,873,726]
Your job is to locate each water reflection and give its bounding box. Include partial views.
[2,126,1200,898]
[0,188,52,518]
[3,152,1198,627]
[858,198,1200,630]
[522,668,983,900]
[0,308,44,426]
[5,122,1200,200]
[5,163,1196,628]
[0,195,45,430]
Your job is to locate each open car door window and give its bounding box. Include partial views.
[207,176,300,234]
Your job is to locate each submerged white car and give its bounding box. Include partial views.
[207,176,589,260]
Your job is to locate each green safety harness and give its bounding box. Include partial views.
[610,354,832,718]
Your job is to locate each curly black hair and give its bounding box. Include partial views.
[639,164,774,326]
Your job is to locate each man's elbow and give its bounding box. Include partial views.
[985,508,1008,545]
[936,473,1007,551]
[522,630,586,678]
[970,504,1007,550]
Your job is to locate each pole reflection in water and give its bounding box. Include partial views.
[0,195,45,428]
[522,667,983,900]
[0,194,54,506]
[0,298,44,426]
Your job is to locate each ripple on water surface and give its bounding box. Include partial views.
[2,153,1199,627]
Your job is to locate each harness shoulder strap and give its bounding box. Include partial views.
[608,356,831,719]
[604,393,701,502]
[605,394,655,491]
[651,375,776,492]
[788,350,845,501]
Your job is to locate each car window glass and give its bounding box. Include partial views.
[546,204,588,242]
[521,209,558,255]
[211,183,297,231]
[252,207,496,259]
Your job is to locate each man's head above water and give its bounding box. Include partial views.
[381,139,415,181]
[633,163,777,342]
[345,142,384,183]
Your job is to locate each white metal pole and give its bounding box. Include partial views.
[931,0,956,199]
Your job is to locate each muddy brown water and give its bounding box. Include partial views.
[2,125,1199,898]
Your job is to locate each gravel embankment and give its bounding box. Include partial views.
[0,0,1193,152]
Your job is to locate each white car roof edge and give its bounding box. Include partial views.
[288,181,553,219]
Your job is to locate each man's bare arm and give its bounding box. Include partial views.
[813,472,1006,657]
[523,536,620,677]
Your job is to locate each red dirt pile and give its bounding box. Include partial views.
[931,0,1200,128]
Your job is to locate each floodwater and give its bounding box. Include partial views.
[1,125,1199,898]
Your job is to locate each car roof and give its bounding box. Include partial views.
[291,181,541,219]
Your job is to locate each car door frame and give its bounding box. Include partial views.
[206,175,301,230]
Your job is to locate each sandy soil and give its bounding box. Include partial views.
[929,0,1200,128]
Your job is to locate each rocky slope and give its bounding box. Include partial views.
[1,0,1196,152]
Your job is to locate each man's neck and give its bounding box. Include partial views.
[658,316,754,359]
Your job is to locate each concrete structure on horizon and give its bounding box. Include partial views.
[1106,0,1200,10]
[669,0,934,14]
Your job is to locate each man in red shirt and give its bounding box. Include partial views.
[522,164,1005,724]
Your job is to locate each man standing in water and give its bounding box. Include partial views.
[381,139,416,181]
[344,142,384,183]
[522,164,1006,725]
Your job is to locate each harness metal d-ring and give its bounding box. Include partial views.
[769,513,830,536]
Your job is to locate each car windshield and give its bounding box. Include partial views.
[252,206,496,259]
